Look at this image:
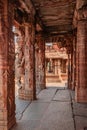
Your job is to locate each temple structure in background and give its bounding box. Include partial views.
[45,43,68,85]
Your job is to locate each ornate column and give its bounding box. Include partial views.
[15,26,25,94]
[0,0,16,129]
[36,33,46,90]
[19,14,36,100]
[75,6,87,102]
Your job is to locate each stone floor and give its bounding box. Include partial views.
[11,87,87,130]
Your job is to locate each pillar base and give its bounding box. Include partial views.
[75,88,87,103]
[0,110,16,130]
[18,88,36,100]
[40,83,46,90]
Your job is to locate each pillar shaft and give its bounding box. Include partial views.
[75,19,87,102]
[0,1,16,129]
[15,26,25,92]
[72,34,76,90]
[68,54,71,89]
[35,34,46,90]
[19,21,36,100]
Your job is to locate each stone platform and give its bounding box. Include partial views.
[11,88,87,130]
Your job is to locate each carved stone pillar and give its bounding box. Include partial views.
[0,1,16,129]
[19,20,36,100]
[75,7,87,102]
[15,26,25,94]
[72,33,76,90]
[36,33,46,90]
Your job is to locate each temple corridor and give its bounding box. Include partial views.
[0,0,87,130]
[12,88,87,130]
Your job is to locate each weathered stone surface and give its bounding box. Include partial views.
[73,102,87,117]
[15,26,25,90]
[15,97,31,120]
[0,0,16,129]
[75,18,87,103]
[75,116,87,130]
[36,102,74,130]
[36,88,57,102]
[53,89,71,101]
[35,33,46,91]
[22,102,49,120]
[11,120,40,130]
[19,19,36,100]
[32,0,76,34]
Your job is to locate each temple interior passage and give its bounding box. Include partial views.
[0,0,87,130]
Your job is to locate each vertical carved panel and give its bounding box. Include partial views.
[0,0,16,129]
[19,22,36,100]
[35,34,46,90]
[15,26,25,91]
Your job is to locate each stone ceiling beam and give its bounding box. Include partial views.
[45,25,73,34]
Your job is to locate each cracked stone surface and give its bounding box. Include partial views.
[53,89,71,101]
[11,88,87,130]
[15,97,31,120]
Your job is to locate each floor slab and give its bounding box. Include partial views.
[36,101,75,130]
[11,88,87,130]
[53,89,71,102]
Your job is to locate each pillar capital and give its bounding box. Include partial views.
[77,7,87,21]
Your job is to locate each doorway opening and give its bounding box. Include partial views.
[45,42,68,88]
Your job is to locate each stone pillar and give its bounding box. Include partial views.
[19,18,36,100]
[0,0,16,129]
[71,45,73,89]
[58,59,62,81]
[72,33,76,90]
[55,59,58,75]
[15,26,25,94]
[36,33,46,90]
[35,43,40,91]
[75,7,87,102]
[67,51,71,89]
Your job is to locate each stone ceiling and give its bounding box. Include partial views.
[32,0,76,35]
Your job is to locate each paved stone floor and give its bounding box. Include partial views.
[11,88,87,130]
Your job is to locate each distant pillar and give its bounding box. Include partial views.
[36,33,46,90]
[58,59,62,81]
[54,59,57,75]
[72,32,76,90]
[68,53,71,88]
